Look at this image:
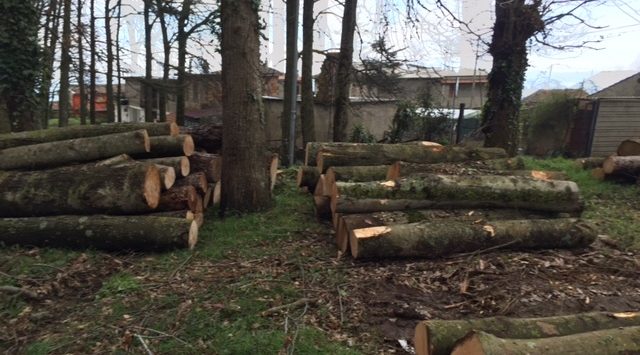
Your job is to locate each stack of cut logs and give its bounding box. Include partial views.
[298,141,596,260]
[0,122,277,251]
[578,138,640,184]
[414,311,640,355]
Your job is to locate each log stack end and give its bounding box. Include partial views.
[143,164,162,209]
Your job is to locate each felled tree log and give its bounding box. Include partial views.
[331,175,583,215]
[451,327,640,355]
[617,138,640,156]
[297,166,320,192]
[314,174,330,197]
[0,215,197,251]
[268,153,279,191]
[0,130,150,170]
[188,152,221,182]
[317,145,507,172]
[304,141,442,166]
[180,123,222,153]
[174,172,208,195]
[415,311,640,355]
[335,209,553,253]
[212,181,221,207]
[132,135,194,159]
[314,196,332,220]
[0,163,160,217]
[387,158,525,180]
[350,218,596,259]
[155,165,176,190]
[155,185,199,213]
[147,210,204,228]
[203,184,214,209]
[325,166,388,187]
[0,122,178,150]
[575,157,605,170]
[141,156,190,177]
[603,156,640,178]
[94,154,134,167]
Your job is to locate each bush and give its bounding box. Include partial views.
[386,100,451,144]
[523,92,578,156]
[349,124,375,143]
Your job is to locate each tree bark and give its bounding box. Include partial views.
[89,0,96,124]
[575,157,605,170]
[39,0,61,129]
[76,0,87,125]
[188,152,221,182]
[617,138,640,156]
[387,158,525,180]
[332,0,358,141]
[180,123,222,153]
[143,0,154,122]
[351,218,595,259]
[301,0,315,145]
[451,326,640,355]
[147,210,202,227]
[174,172,208,195]
[325,165,388,186]
[0,163,160,217]
[131,135,194,159]
[415,311,640,355]
[175,0,192,126]
[220,0,272,212]
[140,156,190,177]
[314,196,332,220]
[281,0,299,159]
[0,122,177,149]
[318,146,508,172]
[297,166,320,191]
[58,0,72,127]
[305,142,368,166]
[156,0,171,122]
[603,156,640,178]
[156,185,199,213]
[0,130,150,170]
[105,0,115,123]
[0,215,197,251]
[331,175,583,215]
[482,1,544,155]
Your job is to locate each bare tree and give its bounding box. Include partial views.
[155,0,171,122]
[220,0,272,213]
[282,0,299,164]
[104,0,115,122]
[58,0,72,127]
[143,0,154,122]
[77,0,87,125]
[332,0,358,142]
[89,0,96,124]
[39,0,61,128]
[301,0,316,146]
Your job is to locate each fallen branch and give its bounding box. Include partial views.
[261,298,313,317]
[0,285,39,299]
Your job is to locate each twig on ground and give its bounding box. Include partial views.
[132,326,191,347]
[337,286,345,324]
[0,285,39,299]
[261,298,313,317]
[169,254,194,280]
[135,334,154,355]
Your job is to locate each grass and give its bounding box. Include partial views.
[47,117,83,127]
[523,156,640,249]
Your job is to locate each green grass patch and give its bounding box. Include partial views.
[97,273,141,298]
[47,117,83,127]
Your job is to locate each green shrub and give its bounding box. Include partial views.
[349,124,375,143]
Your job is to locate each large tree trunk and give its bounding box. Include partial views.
[0,130,150,170]
[219,0,272,212]
[188,152,221,182]
[131,135,194,159]
[617,138,640,156]
[451,327,640,355]
[305,142,370,166]
[300,0,315,145]
[387,158,525,180]
[58,0,72,127]
[318,145,507,172]
[180,123,222,153]
[482,2,544,155]
[76,0,87,125]
[0,215,197,251]
[140,156,190,177]
[89,0,96,124]
[143,0,154,122]
[331,175,583,215]
[0,122,177,149]
[603,156,640,178]
[332,0,358,141]
[0,163,160,217]
[105,0,115,123]
[415,311,640,355]
[350,218,595,259]
[281,0,299,161]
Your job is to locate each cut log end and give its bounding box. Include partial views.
[169,122,180,136]
[183,135,195,156]
[144,165,161,209]
[188,221,199,250]
[180,156,191,176]
[212,181,221,207]
[414,322,429,355]
[160,166,176,190]
[350,226,392,259]
[269,153,279,191]
[387,162,400,180]
[141,130,151,152]
[451,333,483,355]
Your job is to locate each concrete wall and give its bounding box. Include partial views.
[263,97,398,149]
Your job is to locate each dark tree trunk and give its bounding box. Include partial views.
[220,0,272,212]
[332,0,357,142]
[144,0,154,122]
[77,0,87,125]
[482,1,544,155]
[157,0,170,122]
[301,0,315,145]
[115,0,123,122]
[39,0,60,129]
[58,0,72,127]
[105,0,115,123]
[281,0,299,160]
[89,0,96,124]
[175,0,192,126]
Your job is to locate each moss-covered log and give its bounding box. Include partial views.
[140,156,190,177]
[575,157,605,170]
[314,196,332,220]
[188,152,221,182]
[174,172,208,195]
[0,163,160,217]
[331,175,583,215]
[351,218,595,259]
[0,130,150,170]
[336,209,553,253]
[155,185,199,213]
[317,145,507,172]
[325,165,388,188]
[0,122,178,150]
[415,311,640,355]
[387,158,525,180]
[0,215,197,251]
[603,156,640,178]
[297,166,320,192]
[451,326,640,355]
[304,141,442,166]
[132,135,194,159]
[617,138,640,156]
